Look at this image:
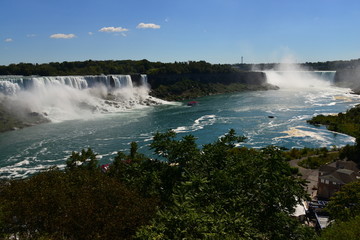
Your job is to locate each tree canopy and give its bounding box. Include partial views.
[0,130,315,239]
[137,130,312,239]
[0,60,235,76]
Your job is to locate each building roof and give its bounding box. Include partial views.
[319,165,336,174]
[320,173,345,184]
[319,161,360,185]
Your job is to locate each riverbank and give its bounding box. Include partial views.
[307,104,360,138]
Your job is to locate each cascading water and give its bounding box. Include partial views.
[140,74,149,86]
[265,71,336,89]
[0,74,164,122]
[314,71,336,84]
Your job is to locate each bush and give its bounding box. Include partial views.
[0,169,157,240]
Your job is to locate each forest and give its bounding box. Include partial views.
[0,60,234,76]
[1,58,360,76]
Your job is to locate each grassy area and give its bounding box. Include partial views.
[297,151,339,169]
[282,147,340,169]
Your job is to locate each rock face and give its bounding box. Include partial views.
[0,103,50,133]
[334,67,360,93]
[147,72,267,88]
[147,72,277,101]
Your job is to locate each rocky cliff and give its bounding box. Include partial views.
[147,72,267,88]
[147,72,277,101]
[334,67,360,93]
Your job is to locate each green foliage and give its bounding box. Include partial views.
[317,174,360,239]
[283,147,340,169]
[308,105,360,138]
[317,215,360,240]
[109,155,181,203]
[130,141,138,160]
[65,148,98,171]
[150,130,200,168]
[308,106,360,164]
[0,130,316,239]
[106,143,183,203]
[137,130,313,239]
[325,180,360,222]
[339,141,360,162]
[298,152,339,169]
[0,60,234,76]
[283,147,329,161]
[0,168,157,240]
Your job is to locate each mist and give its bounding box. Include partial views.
[264,56,334,89]
[0,75,163,123]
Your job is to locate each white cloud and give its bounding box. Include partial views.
[99,27,129,33]
[50,33,76,39]
[4,38,13,42]
[27,34,36,38]
[88,32,94,35]
[136,23,160,29]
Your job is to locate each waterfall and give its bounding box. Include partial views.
[0,80,22,95]
[0,74,163,122]
[265,71,336,89]
[313,71,336,84]
[111,75,133,88]
[140,74,148,86]
[0,75,146,95]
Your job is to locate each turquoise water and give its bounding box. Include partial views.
[1,84,359,178]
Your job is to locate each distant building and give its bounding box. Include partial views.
[317,161,360,199]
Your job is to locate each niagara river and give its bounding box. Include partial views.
[1,71,360,178]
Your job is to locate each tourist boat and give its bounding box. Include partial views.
[187,101,198,106]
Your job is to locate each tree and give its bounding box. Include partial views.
[317,215,360,240]
[325,180,360,222]
[137,130,313,239]
[150,130,200,168]
[66,148,98,171]
[0,168,157,240]
[108,149,182,204]
[130,141,138,160]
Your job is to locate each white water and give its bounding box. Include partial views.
[266,71,336,89]
[0,75,165,122]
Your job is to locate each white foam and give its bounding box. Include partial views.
[173,115,217,133]
[0,75,165,122]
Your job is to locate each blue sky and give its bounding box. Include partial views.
[1,0,360,65]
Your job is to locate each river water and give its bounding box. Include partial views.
[0,72,359,178]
